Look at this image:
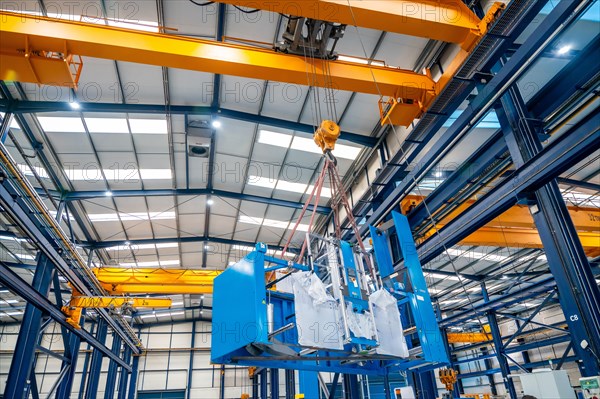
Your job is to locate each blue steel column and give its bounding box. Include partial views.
[4,255,54,399]
[270,369,279,399]
[104,333,123,399]
[259,369,268,399]
[56,310,85,397]
[1,111,13,142]
[284,370,295,399]
[482,283,517,399]
[127,354,140,399]
[498,85,600,375]
[78,322,97,399]
[85,319,108,399]
[343,375,360,399]
[298,371,318,399]
[117,345,132,399]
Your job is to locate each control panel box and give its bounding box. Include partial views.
[581,376,600,399]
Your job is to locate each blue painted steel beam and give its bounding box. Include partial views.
[356,0,592,238]
[85,319,109,399]
[0,262,129,369]
[407,130,509,234]
[127,354,140,399]
[104,333,123,399]
[557,177,600,193]
[528,34,600,119]
[458,356,579,380]
[78,322,96,399]
[3,255,55,399]
[498,83,600,375]
[482,284,517,398]
[345,0,548,240]
[0,166,140,352]
[117,345,132,399]
[56,312,84,397]
[84,235,298,253]
[63,188,330,213]
[0,100,376,147]
[270,369,279,399]
[415,108,599,266]
[186,320,196,399]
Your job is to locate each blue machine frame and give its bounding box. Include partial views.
[211,213,448,375]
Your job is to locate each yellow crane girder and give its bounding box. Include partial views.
[94,268,220,295]
[62,294,172,328]
[401,195,600,255]
[217,0,484,47]
[0,3,505,126]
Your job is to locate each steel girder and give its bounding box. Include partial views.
[0,100,377,147]
[104,334,123,399]
[83,234,298,253]
[63,187,331,214]
[3,255,55,399]
[0,12,435,103]
[344,0,547,236]
[414,108,600,266]
[0,263,130,370]
[217,0,483,45]
[0,164,140,352]
[354,0,589,238]
[85,319,109,399]
[498,85,600,375]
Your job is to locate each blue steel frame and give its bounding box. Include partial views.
[497,83,600,376]
[212,214,448,375]
[0,100,375,147]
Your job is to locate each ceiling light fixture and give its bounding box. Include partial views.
[69,102,81,110]
[212,120,221,129]
[557,45,571,55]
[206,198,214,206]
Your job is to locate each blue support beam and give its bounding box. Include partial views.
[0,100,376,147]
[3,255,55,399]
[415,108,599,266]
[117,345,133,399]
[0,167,140,353]
[56,310,84,398]
[356,0,592,238]
[270,369,279,399]
[498,83,600,375]
[84,235,298,254]
[85,319,109,399]
[482,283,517,399]
[187,320,197,399]
[104,333,123,399]
[127,354,140,399]
[298,371,319,399]
[63,188,330,214]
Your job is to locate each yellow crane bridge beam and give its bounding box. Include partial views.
[216,0,484,46]
[94,268,220,295]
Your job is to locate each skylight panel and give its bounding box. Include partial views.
[247,175,277,189]
[257,130,361,160]
[139,169,172,180]
[17,164,49,179]
[276,180,308,194]
[258,130,293,147]
[238,215,309,232]
[426,272,460,281]
[129,119,168,134]
[89,212,176,222]
[248,176,331,198]
[120,259,180,267]
[291,136,362,160]
[85,117,130,133]
[37,117,85,133]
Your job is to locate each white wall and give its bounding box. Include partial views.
[0,320,266,398]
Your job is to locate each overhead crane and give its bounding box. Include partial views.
[401,195,600,257]
[0,2,504,126]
